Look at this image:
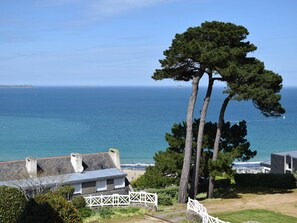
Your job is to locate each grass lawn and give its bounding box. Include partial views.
[213,209,297,223]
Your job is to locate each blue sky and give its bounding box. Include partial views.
[0,0,296,86]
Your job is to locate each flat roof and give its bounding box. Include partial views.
[0,168,127,189]
[272,150,297,158]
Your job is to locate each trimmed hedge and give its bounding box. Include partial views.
[235,173,296,189]
[0,186,27,223]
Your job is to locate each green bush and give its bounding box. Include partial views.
[131,166,175,189]
[55,185,74,200]
[215,178,231,188]
[78,207,92,218]
[19,192,82,223]
[0,186,27,223]
[147,185,178,199]
[235,173,296,189]
[72,195,86,209]
[115,206,140,214]
[97,207,114,218]
[158,193,173,206]
[198,178,231,193]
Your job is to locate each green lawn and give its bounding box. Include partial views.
[213,209,297,223]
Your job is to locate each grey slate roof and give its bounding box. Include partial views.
[0,168,127,189]
[272,150,297,158]
[0,152,116,181]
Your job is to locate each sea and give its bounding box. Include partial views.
[0,86,296,165]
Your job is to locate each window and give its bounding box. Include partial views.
[96,180,107,191]
[72,183,82,194]
[114,177,125,189]
[285,155,292,171]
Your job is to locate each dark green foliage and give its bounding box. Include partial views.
[132,119,254,189]
[215,178,231,188]
[198,178,231,193]
[97,207,114,219]
[71,196,86,209]
[131,165,175,189]
[158,193,173,206]
[0,186,27,223]
[147,186,178,199]
[78,207,92,219]
[19,192,82,223]
[116,207,140,214]
[235,174,296,189]
[55,185,74,200]
[152,21,256,82]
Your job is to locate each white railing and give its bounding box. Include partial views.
[187,198,230,223]
[84,191,158,208]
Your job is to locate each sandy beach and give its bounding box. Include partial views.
[123,169,145,182]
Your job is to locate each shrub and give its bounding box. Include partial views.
[55,185,74,200]
[131,166,174,189]
[158,193,173,206]
[115,206,140,214]
[235,173,296,189]
[97,207,114,218]
[0,186,27,223]
[147,185,178,199]
[72,196,86,209]
[215,178,231,188]
[78,207,92,218]
[19,192,82,223]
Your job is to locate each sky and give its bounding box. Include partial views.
[0,0,297,87]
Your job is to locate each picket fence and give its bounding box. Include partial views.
[84,191,158,208]
[187,198,230,223]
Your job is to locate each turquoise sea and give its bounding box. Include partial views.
[0,87,295,164]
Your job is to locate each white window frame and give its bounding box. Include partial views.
[72,183,82,194]
[285,155,293,172]
[114,177,125,189]
[96,179,107,191]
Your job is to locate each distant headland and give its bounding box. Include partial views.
[0,85,33,88]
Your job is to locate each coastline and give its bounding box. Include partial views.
[121,161,264,181]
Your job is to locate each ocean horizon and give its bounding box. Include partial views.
[0,86,295,164]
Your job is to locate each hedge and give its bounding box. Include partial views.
[234,173,296,189]
[0,186,27,223]
[18,192,82,223]
[198,178,231,193]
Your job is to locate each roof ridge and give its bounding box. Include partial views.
[0,151,109,164]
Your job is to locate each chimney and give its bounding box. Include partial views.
[71,153,84,173]
[109,148,121,170]
[26,157,37,177]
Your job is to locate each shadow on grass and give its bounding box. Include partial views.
[235,186,295,195]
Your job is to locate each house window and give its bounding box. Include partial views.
[285,155,292,171]
[96,180,107,191]
[72,183,82,194]
[114,177,125,189]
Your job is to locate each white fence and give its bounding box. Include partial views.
[187,198,230,223]
[84,191,158,208]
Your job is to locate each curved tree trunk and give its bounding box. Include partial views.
[191,75,214,198]
[208,94,232,199]
[178,75,201,203]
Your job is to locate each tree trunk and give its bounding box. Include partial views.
[208,94,232,199]
[177,75,201,203]
[191,75,214,199]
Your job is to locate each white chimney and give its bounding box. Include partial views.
[71,153,84,173]
[26,157,37,177]
[109,148,121,170]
